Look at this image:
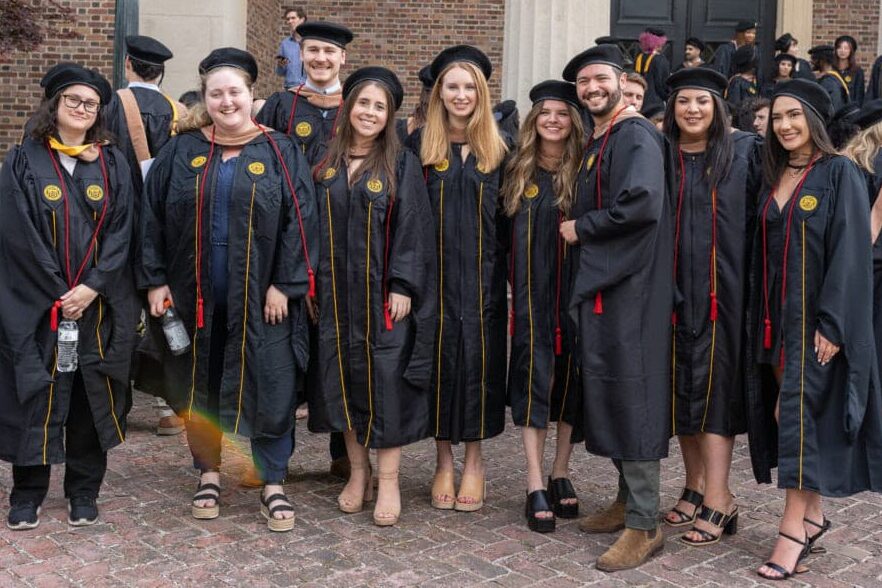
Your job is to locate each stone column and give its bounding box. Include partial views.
[776,0,813,56]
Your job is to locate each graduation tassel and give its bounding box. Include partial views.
[763,318,772,349]
[50,300,61,331]
[308,269,316,298]
[593,292,603,315]
[196,297,204,329]
[554,327,562,356]
[709,292,718,322]
[384,301,394,331]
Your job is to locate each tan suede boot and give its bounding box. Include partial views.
[595,526,665,572]
[578,500,626,534]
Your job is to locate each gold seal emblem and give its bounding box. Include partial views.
[524,183,539,199]
[846,75,853,83]
[248,162,265,175]
[86,185,104,201]
[799,195,818,212]
[367,178,383,193]
[295,121,312,137]
[434,159,449,172]
[324,167,337,180]
[191,155,207,168]
[43,184,62,202]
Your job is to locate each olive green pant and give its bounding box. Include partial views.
[613,459,660,531]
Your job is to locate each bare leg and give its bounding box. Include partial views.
[338,430,370,510]
[522,426,552,520]
[374,447,401,524]
[457,441,485,507]
[664,434,704,524]
[433,440,455,504]
[683,432,735,540]
[550,422,577,507]
[757,489,812,578]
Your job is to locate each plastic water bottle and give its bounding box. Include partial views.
[161,300,191,356]
[56,320,79,373]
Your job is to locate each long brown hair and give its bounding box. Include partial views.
[314,81,400,195]
[502,101,583,217]
[420,61,507,172]
[763,98,836,185]
[29,93,113,144]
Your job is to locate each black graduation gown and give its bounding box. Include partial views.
[507,169,581,434]
[308,151,437,448]
[570,116,673,460]
[725,76,759,108]
[0,138,138,465]
[139,129,318,438]
[793,58,816,82]
[838,67,866,104]
[713,42,737,78]
[867,56,882,103]
[671,132,762,437]
[634,52,670,113]
[256,88,341,165]
[863,153,882,430]
[406,129,509,443]
[494,100,520,139]
[818,73,849,113]
[745,155,882,496]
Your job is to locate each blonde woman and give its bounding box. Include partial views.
[503,80,584,533]
[407,45,509,512]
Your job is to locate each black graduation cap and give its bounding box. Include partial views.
[41,62,113,105]
[418,64,434,89]
[642,103,665,120]
[429,45,493,81]
[594,36,619,46]
[775,33,796,53]
[198,47,258,82]
[644,27,666,37]
[855,99,882,130]
[835,35,858,51]
[685,37,706,52]
[528,80,580,109]
[733,45,758,73]
[775,53,798,67]
[735,20,757,32]
[808,44,835,63]
[296,21,354,48]
[562,44,624,82]
[125,35,173,65]
[772,78,834,124]
[666,67,727,97]
[342,66,404,110]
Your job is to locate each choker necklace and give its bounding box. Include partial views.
[786,162,807,169]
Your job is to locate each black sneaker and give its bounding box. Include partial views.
[7,502,40,530]
[68,496,98,526]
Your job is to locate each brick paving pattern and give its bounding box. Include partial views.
[1,391,881,587]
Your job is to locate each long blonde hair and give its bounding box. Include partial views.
[177,66,255,132]
[502,102,584,217]
[843,121,882,174]
[420,61,507,171]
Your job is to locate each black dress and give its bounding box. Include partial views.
[745,155,882,495]
[507,169,581,434]
[0,138,138,465]
[671,132,763,436]
[308,151,437,448]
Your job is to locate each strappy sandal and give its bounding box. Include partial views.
[192,481,220,520]
[757,531,810,581]
[431,470,456,510]
[665,488,704,527]
[805,516,832,554]
[373,470,401,527]
[525,489,556,533]
[547,476,579,519]
[337,461,373,514]
[454,472,486,512]
[260,490,295,532]
[679,504,738,546]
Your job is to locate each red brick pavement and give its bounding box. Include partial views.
[1,391,881,587]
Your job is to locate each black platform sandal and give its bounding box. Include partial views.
[757,531,810,581]
[665,488,704,527]
[547,476,579,519]
[679,504,738,546]
[525,489,556,533]
[191,482,220,520]
[260,490,295,532]
[805,516,832,554]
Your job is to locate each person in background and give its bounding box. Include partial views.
[673,37,706,72]
[633,27,670,114]
[762,54,797,98]
[623,72,646,111]
[827,103,861,149]
[643,103,666,131]
[724,45,759,108]
[775,33,815,81]
[396,64,433,142]
[865,55,882,103]
[714,21,758,79]
[834,35,865,104]
[276,6,307,89]
[809,45,849,112]
[179,90,201,109]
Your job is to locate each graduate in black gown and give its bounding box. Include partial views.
[256,21,353,165]
[809,45,849,112]
[713,21,758,79]
[866,55,882,103]
[633,27,670,114]
[559,44,672,572]
[140,49,318,533]
[725,45,760,108]
[834,35,865,105]
[503,80,584,534]
[775,33,815,82]
[310,67,436,527]
[761,54,796,99]
[661,68,763,546]
[395,64,433,143]
[0,65,137,530]
[406,45,510,513]
[746,80,882,580]
[672,37,706,73]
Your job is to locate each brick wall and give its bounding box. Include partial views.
[247,0,283,99]
[812,0,880,71]
[0,0,116,159]
[265,1,507,114]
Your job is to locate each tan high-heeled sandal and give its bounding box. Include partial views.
[431,470,456,510]
[373,470,401,527]
[454,472,486,512]
[337,461,373,513]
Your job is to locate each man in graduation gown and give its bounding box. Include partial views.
[560,44,673,571]
[809,45,849,112]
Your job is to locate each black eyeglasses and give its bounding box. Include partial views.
[61,94,101,113]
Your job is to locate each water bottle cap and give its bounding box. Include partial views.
[163,299,172,309]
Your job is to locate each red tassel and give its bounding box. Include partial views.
[763,318,772,349]
[509,309,515,336]
[593,292,603,315]
[50,301,61,331]
[671,311,678,326]
[196,297,204,329]
[554,327,562,356]
[307,269,316,298]
[710,293,718,322]
[384,301,394,331]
